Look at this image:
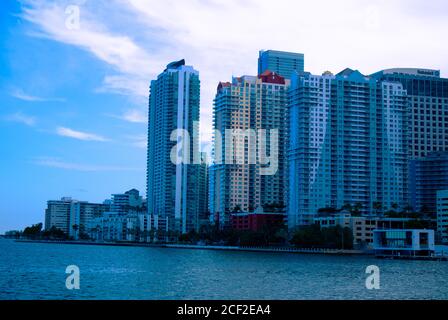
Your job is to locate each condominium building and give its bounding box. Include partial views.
[258,50,304,79]
[197,152,210,227]
[410,151,448,213]
[371,68,448,158]
[45,197,73,234]
[288,69,409,228]
[68,201,110,239]
[211,71,290,227]
[146,59,203,234]
[45,197,109,239]
[437,190,448,244]
[111,189,144,215]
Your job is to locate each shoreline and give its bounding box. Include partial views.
[12,239,369,256]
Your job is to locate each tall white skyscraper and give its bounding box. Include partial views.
[146,59,202,234]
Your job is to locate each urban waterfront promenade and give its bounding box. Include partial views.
[15,239,367,255]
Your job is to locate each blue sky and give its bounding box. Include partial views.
[1,0,448,233]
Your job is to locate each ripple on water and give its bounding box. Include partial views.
[1,239,448,300]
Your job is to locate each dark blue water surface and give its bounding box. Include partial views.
[1,239,447,300]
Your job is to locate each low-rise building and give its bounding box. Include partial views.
[230,208,286,232]
[373,229,435,257]
[87,212,169,242]
[314,212,377,246]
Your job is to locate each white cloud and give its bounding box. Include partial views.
[108,109,147,124]
[10,88,65,102]
[5,112,37,126]
[56,126,109,141]
[33,156,142,172]
[20,0,448,148]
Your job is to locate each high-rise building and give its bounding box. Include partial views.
[437,189,448,244]
[45,197,73,234]
[211,71,290,227]
[409,151,448,213]
[69,201,110,239]
[111,189,143,215]
[288,69,409,228]
[258,50,304,79]
[371,68,448,158]
[146,59,202,234]
[197,152,210,227]
[45,197,109,239]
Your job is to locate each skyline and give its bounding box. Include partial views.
[2,0,448,233]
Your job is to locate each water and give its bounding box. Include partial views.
[1,238,447,300]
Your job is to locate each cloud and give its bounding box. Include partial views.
[56,126,109,141]
[20,0,448,148]
[5,112,37,126]
[126,134,147,149]
[20,0,158,100]
[10,88,65,102]
[33,156,142,172]
[109,109,147,124]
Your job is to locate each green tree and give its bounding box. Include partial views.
[22,223,43,239]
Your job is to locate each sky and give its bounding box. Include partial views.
[1,0,448,233]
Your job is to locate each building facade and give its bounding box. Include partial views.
[288,69,409,228]
[111,189,143,214]
[147,59,203,234]
[258,50,304,79]
[373,229,435,257]
[45,197,110,239]
[211,71,290,228]
[314,212,378,246]
[69,201,110,239]
[371,68,448,158]
[437,190,448,244]
[45,197,73,234]
[409,151,448,213]
[230,211,286,232]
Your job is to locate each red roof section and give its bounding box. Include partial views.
[258,70,286,84]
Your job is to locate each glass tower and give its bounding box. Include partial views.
[258,50,304,79]
[409,151,448,213]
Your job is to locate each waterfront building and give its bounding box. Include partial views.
[45,197,110,239]
[230,208,286,233]
[87,211,169,242]
[437,190,448,244]
[68,201,110,239]
[373,229,435,257]
[258,50,304,79]
[45,197,73,234]
[314,212,378,246]
[111,189,143,214]
[371,68,448,158]
[409,151,448,213]
[146,59,203,234]
[211,71,290,228]
[288,69,409,228]
[197,152,210,228]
